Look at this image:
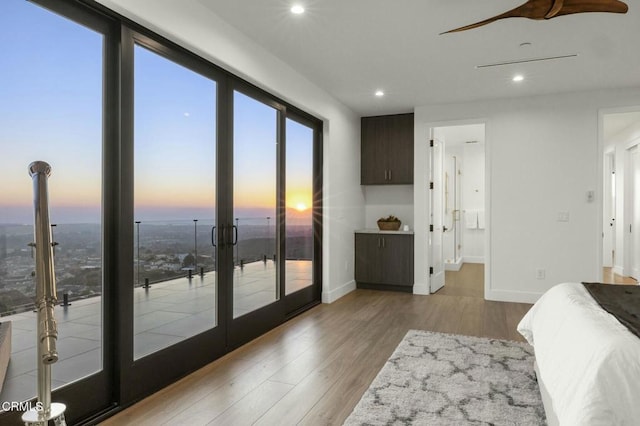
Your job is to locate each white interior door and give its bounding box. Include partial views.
[430,135,445,293]
[603,152,615,268]
[631,146,640,279]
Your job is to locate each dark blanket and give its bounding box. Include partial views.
[583,282,640,339]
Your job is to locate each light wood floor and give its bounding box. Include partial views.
[101,263,531,426]
[603,267,638,285]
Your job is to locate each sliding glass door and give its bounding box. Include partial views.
[0,0,116,423]
[231,91,279,318]
[285,118,315,296]
[133,43,218,360]
[225,87,322,347]
[0,1,322,422]
[123,33,227,402]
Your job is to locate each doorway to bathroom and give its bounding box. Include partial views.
[430,123,486,293]
[601,110,640,285]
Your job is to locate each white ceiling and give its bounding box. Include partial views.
[603,111,640,140]
[199,0,640,116]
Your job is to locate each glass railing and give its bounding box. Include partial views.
[133,219,217,287]
[0,215,313,316]
[0,222,101,317]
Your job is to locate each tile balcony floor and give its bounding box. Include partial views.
[0,260,312,406]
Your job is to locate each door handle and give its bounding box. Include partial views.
[232,224,238,246]
[211,226,216,247]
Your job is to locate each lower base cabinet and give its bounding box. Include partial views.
[355,232,414,292]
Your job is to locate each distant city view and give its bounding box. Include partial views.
[0,214,312,317]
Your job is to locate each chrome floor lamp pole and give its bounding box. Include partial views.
[22,161,67,426]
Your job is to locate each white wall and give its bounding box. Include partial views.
[96,0,364,303]
[461,143,485,263]
[363,186,414,230]
[416,88,640,303]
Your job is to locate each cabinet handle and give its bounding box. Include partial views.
[383,170,388,181]
[381,237,385,248]
[388,169,392,181]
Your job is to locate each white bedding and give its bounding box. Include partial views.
[517,282,640,426]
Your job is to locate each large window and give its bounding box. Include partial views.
[0,0,104,404]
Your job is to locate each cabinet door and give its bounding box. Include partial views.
[361,114,414,185]
[379,234,414,286]
[355,233,382,283]
[386,114,414,184]
[361,116,388,184]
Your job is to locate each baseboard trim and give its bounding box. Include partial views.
[444,258,463,271]
[322,279,356,303]
[463,256,484,264]
[413,282,429,295]
[613,265,624,276]
[484,288,541,304]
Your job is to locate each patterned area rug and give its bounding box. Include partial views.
[344,330,546,425]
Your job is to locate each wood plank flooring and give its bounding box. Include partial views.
[603,267,638,285]
[101,263,532,426]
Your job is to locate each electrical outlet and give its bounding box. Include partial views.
[536,269,546,280]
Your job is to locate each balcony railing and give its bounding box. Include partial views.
[0,216,312,316]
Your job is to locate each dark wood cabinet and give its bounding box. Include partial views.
[355,232,414,292]
[361,113,414,185]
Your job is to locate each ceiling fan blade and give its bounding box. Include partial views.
[551,0,628,16]
[441,0,628,34]
[545,0,564,18]
[440,0,553,34]
[439,15,510,34]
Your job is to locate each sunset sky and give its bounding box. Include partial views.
[0,0,313,225]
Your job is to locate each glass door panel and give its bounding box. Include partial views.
[0,0,104,407]
[232,91,278,318]
[285,118,314,295]
[133,44,217,359]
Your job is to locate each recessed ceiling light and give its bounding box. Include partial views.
[375,90,385,97]
[513,75,524,82]
[291,5,305,14]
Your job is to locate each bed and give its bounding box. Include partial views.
[517,282,640,425]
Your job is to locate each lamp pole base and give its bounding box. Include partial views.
[22,402,66,426]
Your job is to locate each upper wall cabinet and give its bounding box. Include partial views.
[361,113,414,185]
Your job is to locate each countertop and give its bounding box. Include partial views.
[355,228,414,235]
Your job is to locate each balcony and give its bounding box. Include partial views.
[0,259,312,405]
[0,217,312,405]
